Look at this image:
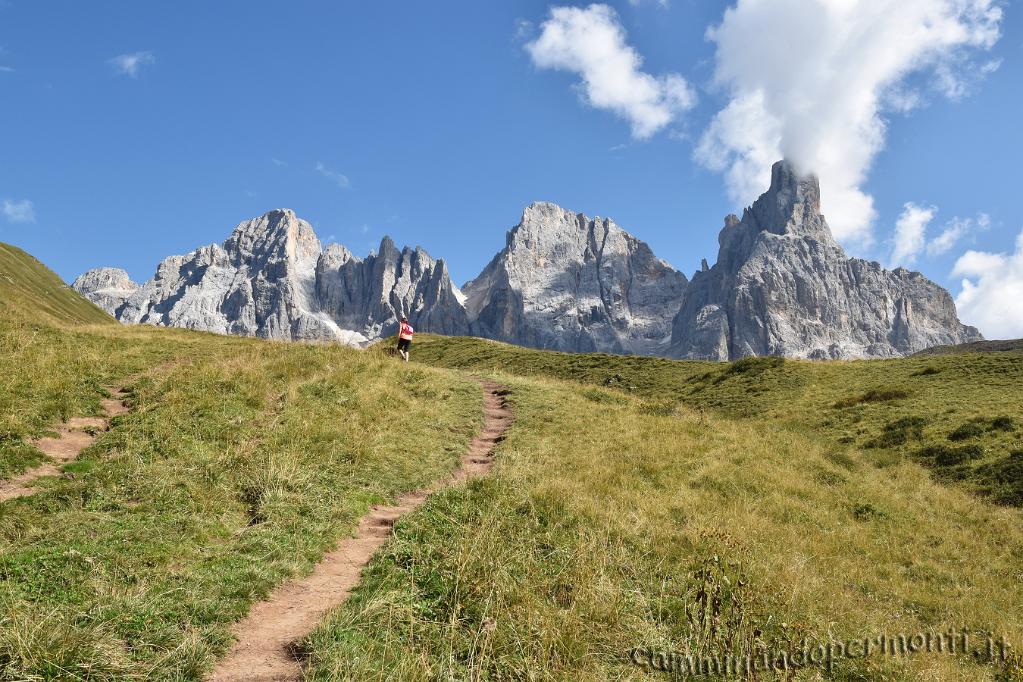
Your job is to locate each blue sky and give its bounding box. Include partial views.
[1,1,1021,336]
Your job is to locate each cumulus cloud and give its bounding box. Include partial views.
[525,4,696,139]
[928,212,989,256]
[890,202,936,267]
[2,198,35,223]
[953,230,1023,338]
[109,51,155,78]
[315,162,350,190]
[697,0,1003,245]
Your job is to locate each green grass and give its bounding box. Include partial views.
[0,242,113,326]
[0,339,482,679]
[0,247,485,679]
[410,334,1023,509]
[3,241,1022,680]
[302,371,1023,680]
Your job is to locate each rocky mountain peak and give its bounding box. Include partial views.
[222,208,321,270]
[74,209,467,346]
[717,159,837,272]
[71,267,139,317]
[464,201,688,355]
[670,159,981,360]
[505,201,583,251]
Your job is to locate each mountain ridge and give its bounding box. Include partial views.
[73,161,981,358]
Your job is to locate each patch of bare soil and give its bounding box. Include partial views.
[209,379,513,682]
[0,387,130,502]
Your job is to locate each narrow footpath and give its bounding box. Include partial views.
[209,379,513,682]
[0,387,130,502]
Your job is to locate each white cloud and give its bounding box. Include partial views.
[525,4,696,139]
[953,229,1023,338]
[980,58,1003,74]
[0,66,13,73]
[928,212,989,256]
[109,51,155,78]
[2,198,35,223]
[697,0,1003,245]
[628,0,671,8]
[315,162,350,190]
[890,202,936,267]
[272,158,288,167]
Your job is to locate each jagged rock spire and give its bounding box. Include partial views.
[669,160,981,360]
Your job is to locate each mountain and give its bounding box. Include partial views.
[73,209,466,345]
[668,160,982,360]
[463,201,689,355]
[73,164,981,359]
[71,267,139,318]
[315,236,469,340]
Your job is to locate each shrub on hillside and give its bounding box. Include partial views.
[834,388,911,408]
[915,443,985,466]
[976,450,1023,507]
[948,421,986,441]
[864,416,928,448]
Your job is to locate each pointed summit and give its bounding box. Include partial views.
[670,160,980,360]
[463,201,688,356]
[223,208,321,270]
[767,159,820,212]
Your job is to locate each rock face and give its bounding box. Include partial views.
[71,268,138,317]
[316,237,470,341]
[668,160,982,360]
[74,172,981,359]
[74,209,467,346]
[462,202,689,355]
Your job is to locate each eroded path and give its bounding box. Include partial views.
[209,379,513,682]
[0,387,130,502]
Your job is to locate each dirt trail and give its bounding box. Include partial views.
[0,387,130,503]
[209,379,513,682]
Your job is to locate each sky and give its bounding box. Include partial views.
[1,1,1021,337]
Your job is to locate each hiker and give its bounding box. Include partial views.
[397,315,414,362]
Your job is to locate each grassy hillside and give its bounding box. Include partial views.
[410,335,1023,507]
[304,371,1023,680]
[0,253,484,679]
[0,242,113,325]
[913,338,1023,356]
[2,245,1021,680]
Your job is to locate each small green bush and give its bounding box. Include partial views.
[990,415,1016,432]
[834,388,911,409]
[948,422,986,441]
[714,356,785,383]
[976,450,1023,506]
[916,444,984,466]
[865,416,928,448]
[852,502,887,521]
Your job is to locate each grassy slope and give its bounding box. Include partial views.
[0,242,113,326]
[0,242,192,478]
[0,248,484,679]
[3,239,1021,680]
[300,336,1023,680]
[410,335,1023,506]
